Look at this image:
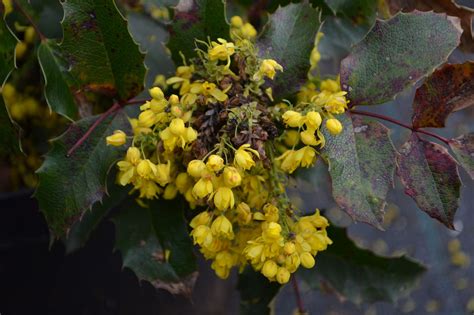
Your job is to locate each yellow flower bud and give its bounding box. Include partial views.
[169,118,186,136]
[284,242,296,255]
[282,110,304,128]
[283,130,300,147]
[326,118,343,135]
[189,211,211,228]
[263,203,279,222]
[191,225,212,246]
[171,105,183,117]
[185,127,198,142]
[149,87,164,100]
[276,267,290,284]
[163,184,178,200]
[257,59,283,80]
[155,162,171,186]
[137,159,157,179]
[300,252,315,268]
[192,178,214,199]
[176,172,192,193]
[320,78,340,93]
[213,187,235,211]
[285,253,301,273]
[305,111,322,129]
[149,99,167,113]
[262,260,278,279]
[222,166,241,188]
[187,160,206,178]
[300,129,318,146]
[211,215,234,239]
[15,41,28,60]
[169,94,180,105]
[106,130,126,146]
[236,202,252,225]
[138,110,156,128]
[206,155,224,172]
[234,144,259,170]
[230,16,243,27]
[125,147,141,164]
[264,222,281,239]
[24,26,36,44]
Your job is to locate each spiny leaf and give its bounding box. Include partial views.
[257,2,321,99]
[321,114,396,228]
[37,40,78,120]
[449,133,474,180]
[167,0,230,65]
[397,134,461,229]
[340,11,462,106]
[113,198,197,295]
[237,267,281,315]
[36,110,131,237]
[0,14,17,86]
[412,61,474,128]
[387,0,474,52]
[325,0,377,25]
[60,0,145,100]
[0,94,20,156]
[300,226,426,304]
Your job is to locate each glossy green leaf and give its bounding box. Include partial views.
[238,267,281,315]
[35,110,131,237]
[321,114,396,228]
[397,134,461,229]
[257,2,321,99]
[0,16,17,86]
[0,95,20,155]
[37,40,78,120]
[167,0,230,65]
[60,0,145,100]
[301,226,426,304]
[450,133,474,180]
[340,11,462,106]
[113,198,197,294]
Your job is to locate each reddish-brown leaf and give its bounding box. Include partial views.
[412,62,474,128]
[387,0,474,52]
[397,134,461,229]
[449,133,474,179]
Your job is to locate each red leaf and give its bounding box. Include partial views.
[397,134,461,229]
[412,62,474,128]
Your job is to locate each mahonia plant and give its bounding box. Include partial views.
[2,0,474,312]
[105,18,347,283]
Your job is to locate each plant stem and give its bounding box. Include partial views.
[350,109,450,145]
[126,98,150,105]
[12,0,46,41]
[291,275,305,314]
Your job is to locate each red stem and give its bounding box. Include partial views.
[12,0,46,41]
[66,102,121,157]
[350,109,450,145]
[291,275,305,314]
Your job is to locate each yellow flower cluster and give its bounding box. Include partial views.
[108,19,341,284]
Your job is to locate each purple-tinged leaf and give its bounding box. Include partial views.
[449,133,474,179]
[397,134,461,229]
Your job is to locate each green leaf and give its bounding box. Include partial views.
[449,133,474,180]
[257,3,321,99]
[60,0,145,100]
[37,40,78,120]
[0,95,20,155]
[340,11,462,106]
[321,114,396,228]
[113,198,197,294]
[397,134,461,229]
[64,171,129,253]
[35,110,131,237]
[412,61,474,128]
[167,0,230,65]
[237,267,281,315]
[301,226,426,304]
[0,16,17,86]
[325,0,377,25]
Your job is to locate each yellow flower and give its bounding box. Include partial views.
[125,147,141,164]
[222,166,241,188]
[263,203,279,222]
[211,215,234,239]
[234,144,259,170]
[155,161,171,186]
[326,118,343,135]
[163,184,178,199]
[299,146,317,168]
[277,149,301,174]
[176,172,193,193]
[214,187,235,211]
[263,222,281,240]
[230,16,243,27]
[236,202,252,225]
[285,253,300,273]
[208,38,235,62]
[283,130,300,147]
[300,129,318,146]
[185,127,198,142]
[191,225,213,246]
[284,242,296,255]
[190,211,211,228]
[149,87,164,100]
[262,260,278,279]
[187,160,206,178]
[305,111,322,129]
[169,118,186,136]
[190,81,228,102]
[192,178,214,199]
[300,252,315,268]
[138,110,156,128]
[206,155,224,172]
[276,267,290,284]
[325,92,348,114]
[320,78,341,93]
[282,110,304,128]
[137,179,161,199]
[254,59,283,81]
[137,159,157,180]
[106,130,126,146]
